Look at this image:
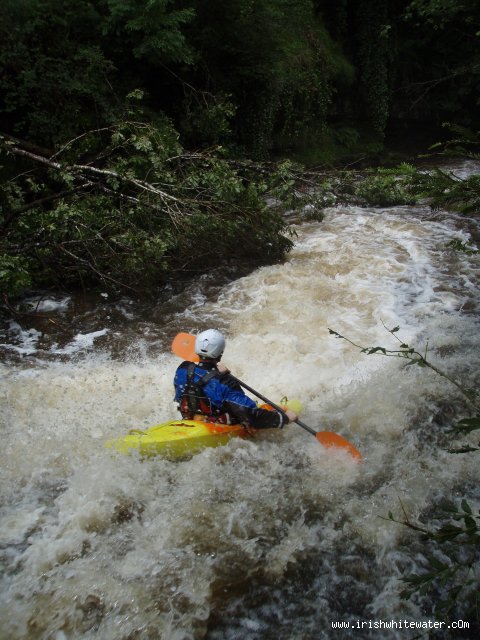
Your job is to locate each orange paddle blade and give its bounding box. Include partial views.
[316,431,362,461]
[171,332,199,362]
[171,332,362,461]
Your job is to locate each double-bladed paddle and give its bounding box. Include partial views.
[171,332,362,461]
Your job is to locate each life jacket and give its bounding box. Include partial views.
[179,363,229,423]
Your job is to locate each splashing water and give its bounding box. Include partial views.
[1,196,479,639]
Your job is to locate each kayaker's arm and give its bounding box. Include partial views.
[173,350,298,428]
[223,400,289,429]
[215,367,298,428]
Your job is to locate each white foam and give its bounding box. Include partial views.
[1,197,479,639]
[50,328,109,354]
[25,295,71,313]
[0,322,42,355]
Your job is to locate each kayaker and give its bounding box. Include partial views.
[174,328,298,428]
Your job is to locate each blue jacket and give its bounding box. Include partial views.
[174,360,286,429]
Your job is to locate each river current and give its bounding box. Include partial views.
[0,164,479,639]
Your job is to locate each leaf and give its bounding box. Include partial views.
[328,328,343,339]
[419,580,434,595]
[428,556,449,572]
[391,326,400,333]
[446,445,480,454]
[439,500,459,514]
[453,416,480,434]
[435,523,464,542]
[463,514,477,533]
[461,500,472,515]
[404,357,423,367]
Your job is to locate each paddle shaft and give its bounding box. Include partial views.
[233,376,317,436]
[171,332,362,459]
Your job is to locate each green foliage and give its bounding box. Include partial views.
[431,123,480,160]
[0,253,33,298]
[186,0,353,157]
[409,169,480,216]
[354,169,418,207]
[447,239,479,255]
[453,417,480,435]
[333,127,361,149]
[100,0,195,63]
[0,115,294,298]
[386,500,480,625]
[329,324,479,411]
[404,0,478,29]
[290,126,385,168]
[179,93,236,148]
[340,317,480,623]
[355,147,480,216]
[353,0,392,136]
[447,416,480,453]
[0,0,195,146]
[408,126,480,216]
[398,0,480,126]
[1,0,479,161]
[0,0,115,144]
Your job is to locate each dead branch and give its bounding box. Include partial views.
[1,133,186,226]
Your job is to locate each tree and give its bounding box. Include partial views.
[394,0,480,127]
[0,110,295,299]
[182,0,351,156]
[0,0,195,146]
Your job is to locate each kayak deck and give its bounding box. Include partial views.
[105,419,251,458]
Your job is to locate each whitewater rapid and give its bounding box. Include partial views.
[0,194,479,638]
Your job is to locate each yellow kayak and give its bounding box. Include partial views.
[105,419,251,458]
[106,399,302,459]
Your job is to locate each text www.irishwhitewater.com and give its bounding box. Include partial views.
[331,619,470,630]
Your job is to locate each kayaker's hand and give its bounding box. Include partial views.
[285,409,298,423]
[217,362,230,374]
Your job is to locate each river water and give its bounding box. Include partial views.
[0,163,479,639]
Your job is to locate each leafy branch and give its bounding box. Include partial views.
[341,320,480,622]
[328,323,479,412]
[0,120,295,299]
[382,500,480,623]
[446,416,480,454]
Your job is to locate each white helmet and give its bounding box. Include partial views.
[195,329,225,359]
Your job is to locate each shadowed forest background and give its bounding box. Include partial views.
[1,0,479,300]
